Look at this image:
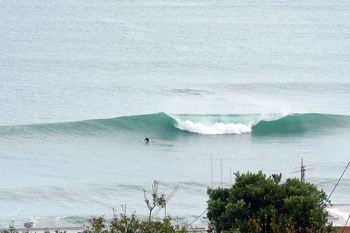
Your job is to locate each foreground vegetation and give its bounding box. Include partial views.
[207,171,335,233]
[82,180,186,233]
[0,172,336,233]
[83,215,186,233]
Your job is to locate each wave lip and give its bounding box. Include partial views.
[172,113,282,135]
[173,113,350,135]
[176,120,252,135]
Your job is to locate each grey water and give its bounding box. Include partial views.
[1,0,350,227]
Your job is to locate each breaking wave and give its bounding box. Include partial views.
[1,112,350,137]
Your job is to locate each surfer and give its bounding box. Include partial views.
[144,137,150,144]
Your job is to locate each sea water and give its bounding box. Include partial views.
[1,0,350,227]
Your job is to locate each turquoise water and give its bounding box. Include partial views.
[1,0,350,227]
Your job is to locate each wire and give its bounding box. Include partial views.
[341,213,350,233]
[153,182,181,217]
[189,209,207,227]
[327,161,350,203]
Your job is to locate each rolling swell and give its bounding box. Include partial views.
[0,113,349,138]
[0,113,177,137]
[252,113,350,135]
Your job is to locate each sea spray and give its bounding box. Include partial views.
[175,120,252,135]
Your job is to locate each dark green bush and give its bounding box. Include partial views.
[207,171,335,233]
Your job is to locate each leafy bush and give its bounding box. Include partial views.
[110,213,140,233]
[1,224,17,233]
[84,180,186,233]
[207,171,335,233]
[84,215,186,233]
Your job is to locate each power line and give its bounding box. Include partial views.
[327,161,350,203]
[341,213,350,233]
[189,209,207,227]
[153,182,181,217]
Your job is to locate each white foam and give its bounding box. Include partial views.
[176,120,252,135]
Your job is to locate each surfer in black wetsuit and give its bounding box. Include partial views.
[144,137,150,144]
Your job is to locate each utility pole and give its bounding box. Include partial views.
[164,203,166,218]
[301,158,306,183]
[220,159,223,185]
[230,166,232,185]
[211,154,213,188]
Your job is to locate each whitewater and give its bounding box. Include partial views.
[1,0,350,228]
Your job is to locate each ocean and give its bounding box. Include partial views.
[1,0,350,228]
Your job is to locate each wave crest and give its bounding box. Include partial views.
[174,113,350,135]
[1,112,350,137]
[176,120,252,135]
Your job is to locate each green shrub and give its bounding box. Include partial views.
[84,217,108,233]
[207,171,335,233]
[84,215,185,233]
[2,224,17,233]
[110,213,141,233]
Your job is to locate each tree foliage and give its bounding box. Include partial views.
[84,180,185,233]
[207,171,335,233]
[143,180,166,222]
